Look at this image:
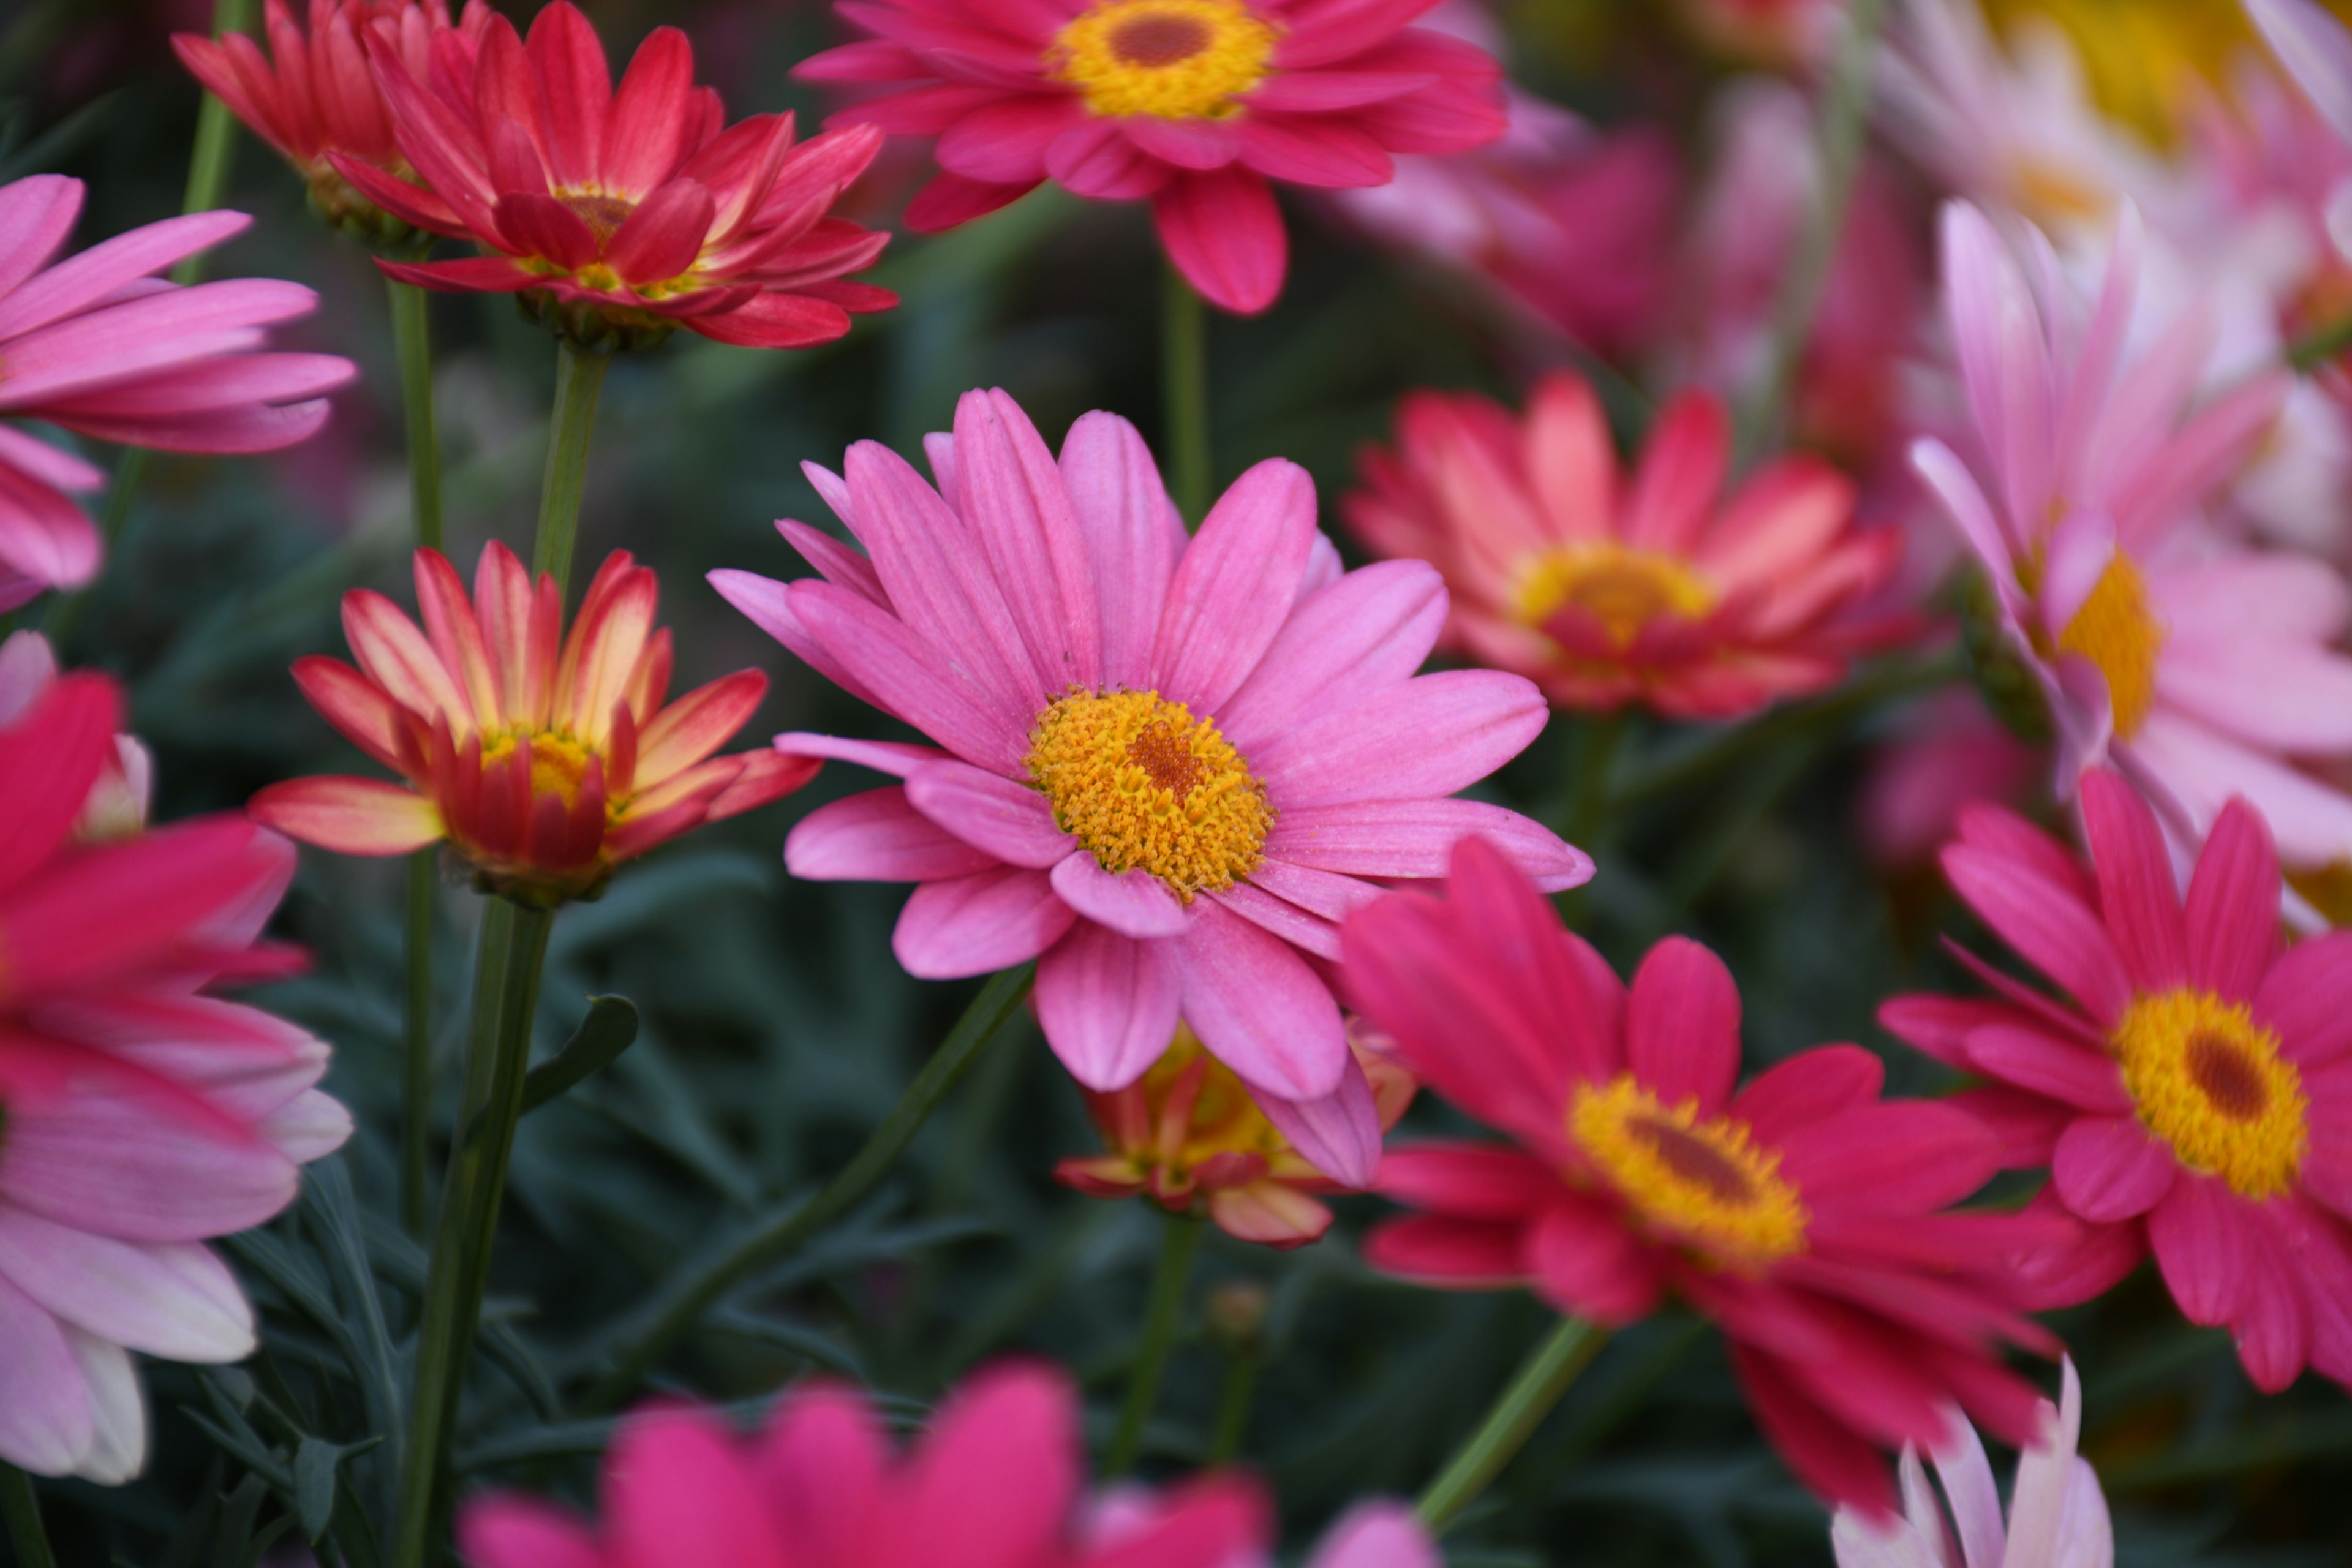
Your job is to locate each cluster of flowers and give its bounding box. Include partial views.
[26,0,2352,1563]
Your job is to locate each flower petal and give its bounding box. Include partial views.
[246,777,445,856]
[1174,898,1347,1100]
[1034,920,1180,1091]
[892,865,1076,979]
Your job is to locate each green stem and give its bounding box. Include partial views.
[0,1464,57,1568]
[1415,1317,1606,1533]
[532,340,611,600]
[40,0,253,650]
[1208,1348,1259,1464]
[388,278,445,552]
[1161,263,1212,527]
[1106,1210,1205,1476]
[401,852,435,1237]
[1734,0,1890,464]
[390,898,554,1568]
[582,962,1035,1411]
[2290,312,2352,372]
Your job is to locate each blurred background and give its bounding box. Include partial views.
[4,0,2350,1562]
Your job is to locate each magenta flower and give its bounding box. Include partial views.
[0,174,354,609]
[0,671,349,1482]
[460,1363,1271,1568]
[1882,769,2352,1394]
[794,0,1509,315]
[714,388,1586,1186]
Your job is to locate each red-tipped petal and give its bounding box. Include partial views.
[248,777,445,856]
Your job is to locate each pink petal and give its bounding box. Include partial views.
[2258,931,2352,1065]
[0,175,81,302]
[0,1212,251,1361]
[2184,799,2282,1003]
[1624,936,1740,1116]
[892,865,1076,979]
[0,211,249,341]
[1619,390,1727,553]
[1962,1023,2132,1114]
[2233,1207,2311,1391]
[2051,1114,2178,1221]
[246,777,444,856]
[1152,167,1287,316]
[1049,853,1192,939]
[606,1406,787,1568]
[772,731,952,780]
[2147,1174,2252,1325]
[1252,669,1546,807]
[458,1498,603,1568]
[1362,1213,1528,1285]
[2078,767,2187,993]
[605,178,717,285]
[1174,897,1348,1100]
[754,1382,887,1567]
[0,1273,86,1476]
[1777,1102,2001,1219]
[1254,1055,1382,1188]
[1728,1045,1884,1146]
[1525,1199,1664,1324]
[1060,410,1180,692]
[785,786,1001,882]
[877,1363,1078,1568]
[950,386,1102,696]
[904,758,1070,869]
[786,580,1025,774]
[1941,842,2133,1026]
[1218,559,1447,751]
[1150,458,1320,715]
[1034,920,1179,1090]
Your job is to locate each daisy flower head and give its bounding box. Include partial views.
[1912,198,2352,870]
[0,669,349,1483]
[1881,769,2352,1393]
[459,1362,1270,1568]
[250,544,817,907]
[1343,372,1904,720]
[1832,1359,2112,1568]
[794,0,1509,315]
[1056,1024,1415,1247]
[173,0,496,244]
[1344,835,2066,1515]
[0,174,355,612]
[713,388,1587,1189]
[342,1,895,352]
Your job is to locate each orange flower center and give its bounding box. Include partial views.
[1026,688,1271,899]
[481,728,599,811]
[1513,543,1718,647]
[1569,1074,1807,1266]
[2052,552,2165,740]
[1051,0,1278,119]
[2113,988,2305,1199]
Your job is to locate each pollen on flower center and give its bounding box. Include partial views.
[2054,553,2165,739]
[482,728,599,811]
[1050,0,1279,120]
[1026,688,1272,900]
[1569,1074,1807,1266]
[1148,1027,1284,1164]
[2114,988,2307,1199]
[560,191,636,247]
[1513,543,1719,647]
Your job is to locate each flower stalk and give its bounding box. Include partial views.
[533,340,612,600]
[1106,1210,1206,1476]
[1415,1316,1605,1532]
[390,897,555,1568]
[1161,263,1212,527]
[0,1464,57,1568]
[582,962,1036,1411]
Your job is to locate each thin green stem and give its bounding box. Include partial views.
[401,852,435,1237]
[388,278,445,552]
[1734,0,1890,465]
[1106,1210,1205,1476]
[390,897,555,1568]
[0,1464,58,1568]
[1208,1348,1259,1464]
[1161,263,1212,527]
[1415,1317,1606,1533]
[40,0,252,650]
[583,962,1036,1411]
[532,341,611,600]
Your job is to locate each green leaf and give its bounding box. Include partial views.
[521,994,639,1114]
[291,1438,340,1544]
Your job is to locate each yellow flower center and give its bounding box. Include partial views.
[1050,0,1279,119]
[560,191,635,247]
[1513,543,1718,647]
[1569,1074,1808,1267]
[2114,988,2307,1199]
[1026,688,1271,900]
[481,728,599,811]
[2013,156,2113,226]
[1145,1027,1287,1166]
[2054,552,2165,739]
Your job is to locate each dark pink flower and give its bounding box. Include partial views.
[796,0,1509,314]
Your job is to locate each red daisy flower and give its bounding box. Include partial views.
[1882,768,2352,1393]
[337,1,895,350]
[1344,835,2067,1515]
[794,0,1509,315]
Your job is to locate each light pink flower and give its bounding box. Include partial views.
[1910,198,2352,869]
[0,671,349,1483]
[0,174,355,609]
[1831,1360,2113,1568]
[714,388,1587,1187]
[460,1363,1271,1568]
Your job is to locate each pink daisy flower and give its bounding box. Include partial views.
[0,671,349,1483]
[0,174,355,610]
[793,0,1509,315]
[172,0,497,242]
[1881,769,2352,1393]
[1831,1359,2112,1568]
[1910,198,2352,870]
[712,388,1586,1188]
[339,1,896,352]
[1343,372,1904,720]
[459,1363,1271,1568]
[1344,836,2064,1515]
